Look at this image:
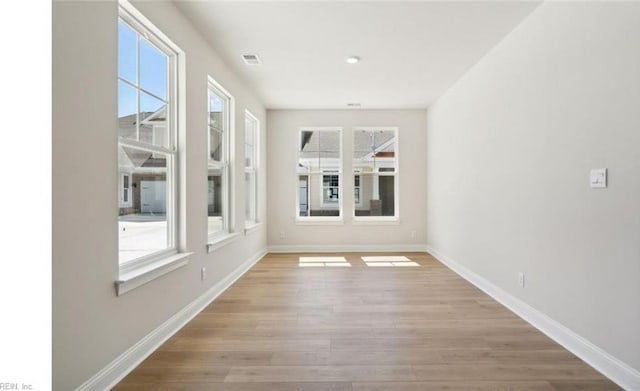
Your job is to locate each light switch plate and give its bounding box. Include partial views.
[590,168,607,189]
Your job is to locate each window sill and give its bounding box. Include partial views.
[295,217,344,226]
[116,252,192,296]
[207,232,240,253]
[244,222,263,235]
[352,217,400,225]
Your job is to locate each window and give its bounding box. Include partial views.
[297,128,342,219]
[117,8,179,266]
[120,173,131,207]
[353,128,398,220]
[244,111,259,228]
[207,78,234,240]
[322,174,339,205]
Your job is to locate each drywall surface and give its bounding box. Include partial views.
[53,1,267,389]
[267,109,427,249]
[427,1,640,372]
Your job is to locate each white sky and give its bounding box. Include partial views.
[0,1,51,388]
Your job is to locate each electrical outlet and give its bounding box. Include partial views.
[201,267,206,281]
[279,231,285,239]
[518,272,525,288]
[411,230,417,239]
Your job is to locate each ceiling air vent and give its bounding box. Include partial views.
[242,54,262,65]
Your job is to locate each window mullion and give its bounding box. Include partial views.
[119,138,175,155]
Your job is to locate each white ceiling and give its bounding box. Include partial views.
[174,1,542,110]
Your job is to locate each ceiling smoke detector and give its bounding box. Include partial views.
[242,54,262,65]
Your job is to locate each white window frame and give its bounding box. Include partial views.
[352,127,399,223]
[244,110,259,232]
[116,0,190,296]
[206,76,237,250]
[296,127,343,223]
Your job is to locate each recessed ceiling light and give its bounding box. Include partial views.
[345,56,360,64]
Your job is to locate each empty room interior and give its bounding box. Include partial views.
[52,1,640,390]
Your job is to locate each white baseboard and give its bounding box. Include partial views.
[75,248,268,391]
[425,245,640,391]
[268,244,428,253]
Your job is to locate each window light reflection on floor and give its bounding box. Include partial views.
[361,256,419,267]
[299,256,351,267]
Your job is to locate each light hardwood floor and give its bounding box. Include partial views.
[114,252,620,390]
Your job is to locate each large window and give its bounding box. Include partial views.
[297,128,342,218]
[117,9,178,266]
[207,78,233,240]
[244,111,259,227]
[353,128,398,219]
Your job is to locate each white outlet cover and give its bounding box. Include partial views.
[590,168,607,189]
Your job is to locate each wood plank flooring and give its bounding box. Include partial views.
[113,252,620,390]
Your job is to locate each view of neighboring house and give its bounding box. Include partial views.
[118,108,168,217]
[297,128,397,217]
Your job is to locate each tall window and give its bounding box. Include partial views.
[353,128,398,219]
[207,78,233,240]
[117,10,178,265]
[244,111,259,227]
[297,128,342,218]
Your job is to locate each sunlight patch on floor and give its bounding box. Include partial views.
[298,256,351,267]
[361,256,419,267]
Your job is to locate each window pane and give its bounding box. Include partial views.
[245,144,254,168]
[298,130,317,170]
[298,129,342,218]
[210,128,223,161]
[209,93,224,130]
[323,175,339,204]
[208,168,224,236]
[245,172,255,222]
[354,129,396,171]
[298,130,340,171]
[245,119,254,147]
[354,174,395,217]
[118,152,168,264]
[118,81,137,141]
[318,131,340,169]
[139,39,167,100]
[298,175,309,216]
[300,173,340,217]
[140,92,168,148]
[353,129,372,160]
[244,113,258,226]
[375,130,395,154]
[118,21,137,84]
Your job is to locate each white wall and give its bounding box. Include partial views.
[52,2,267,389]
[427,0,640,376]
[267,110,427,250]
